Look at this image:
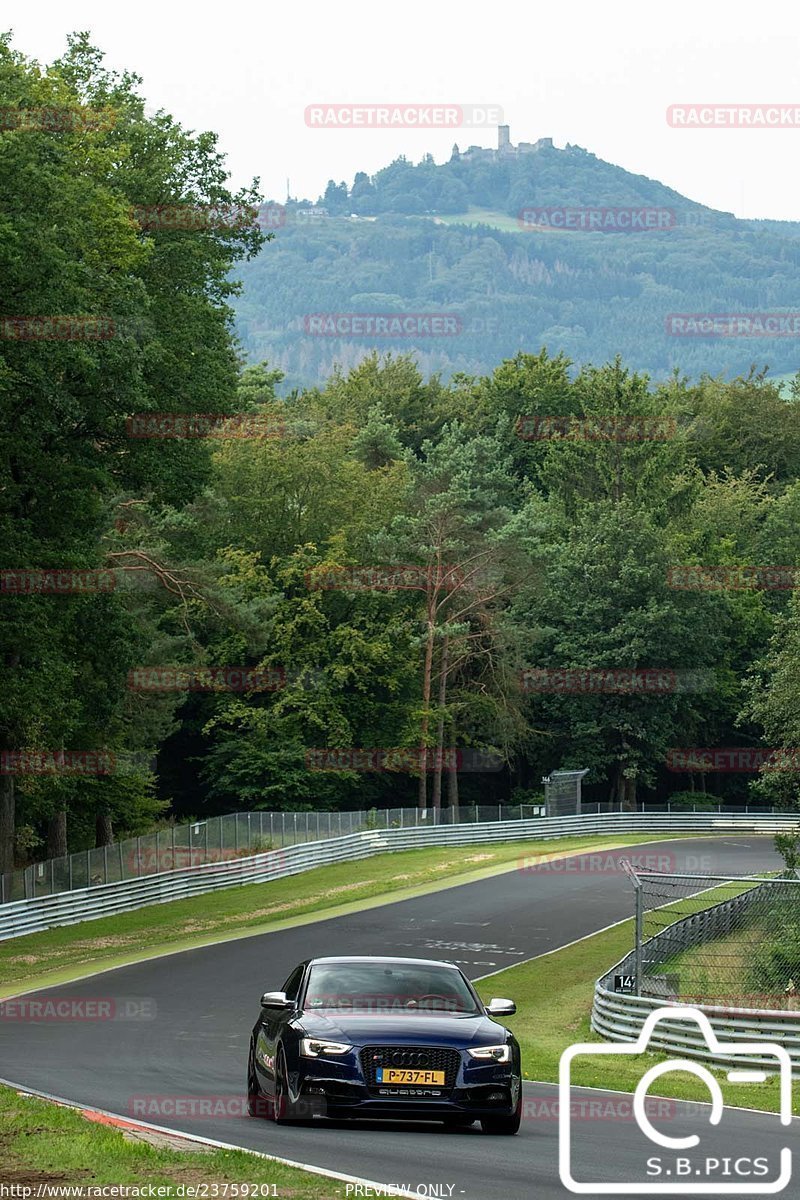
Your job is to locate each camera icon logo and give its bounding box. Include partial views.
[559,1006,792,1194]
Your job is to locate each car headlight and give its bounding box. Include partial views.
[300,1037,352,1058]
[467,1044,512,1062]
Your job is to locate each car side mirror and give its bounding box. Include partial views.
[261,990,292,1009]
[485,997,516,1016]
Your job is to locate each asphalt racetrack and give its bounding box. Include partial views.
[1,836,793,1199]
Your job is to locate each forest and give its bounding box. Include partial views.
[3,35,800,878]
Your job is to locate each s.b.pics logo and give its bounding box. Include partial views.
[559,1007,792,1194]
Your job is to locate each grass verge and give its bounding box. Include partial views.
[0,833,706,996]
[474,919,791,1116]
[0,1083,336,1195]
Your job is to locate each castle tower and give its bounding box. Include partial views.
[498,124,510,151]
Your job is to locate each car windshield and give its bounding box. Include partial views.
[304,962,481,1014]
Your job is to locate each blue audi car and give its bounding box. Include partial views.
[247,955,521,1133]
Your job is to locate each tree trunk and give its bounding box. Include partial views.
[430,636,449,814]
[417,596,436,810]
[95,810,114,847]
[46,808,68,859]
[0,774,14,875]
[621,775,637,812]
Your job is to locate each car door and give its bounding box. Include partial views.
[256,964,305,1097]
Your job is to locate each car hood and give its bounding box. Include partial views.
[295,1011,509,1046]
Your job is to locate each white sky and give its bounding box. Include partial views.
[7,0,800,220]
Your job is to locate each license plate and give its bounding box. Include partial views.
[375,1068,446,1085]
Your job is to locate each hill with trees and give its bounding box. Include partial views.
[234,142,800,390]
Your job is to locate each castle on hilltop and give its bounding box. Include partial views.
[451,125,554,164]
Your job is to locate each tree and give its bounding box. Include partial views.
[0,33,267,866]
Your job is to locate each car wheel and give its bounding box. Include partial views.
[247,1045,270,1119]
[480,1093,522,1135]
[272,1046,296,1123]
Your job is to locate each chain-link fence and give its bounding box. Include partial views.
[626,867,800,1011]
[0,802,546,905]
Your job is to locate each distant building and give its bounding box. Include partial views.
[455,126,553,163]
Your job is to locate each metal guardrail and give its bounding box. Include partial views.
[592,875,800,1071]
[0,803,547,904]
[1,809,797,943]
[592,985,800,1071]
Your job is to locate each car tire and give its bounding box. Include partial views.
[272,1046,297,1123]
[480,1093,522,1135]
[247,1045,270,1119]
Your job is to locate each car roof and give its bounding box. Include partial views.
[306,955,460,970]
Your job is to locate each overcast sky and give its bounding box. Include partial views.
[8,0,800,220]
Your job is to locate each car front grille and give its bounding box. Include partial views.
[360,1045,461,1091]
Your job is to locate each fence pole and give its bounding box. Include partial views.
[634,883,643,996]
[172,823,177,867]
[119,840,124,881]
[103,845,108,884]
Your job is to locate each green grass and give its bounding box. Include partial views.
[474,918,791,1115]
[0,1083,337,1194]
[433,207,530,233]
[0,833,707,996]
